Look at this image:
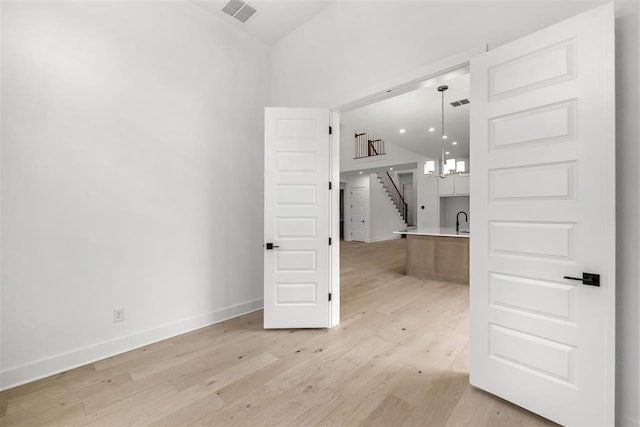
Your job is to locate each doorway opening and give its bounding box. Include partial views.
[334,68,473,403]
[337,67,470,243]
[337,67,471,248]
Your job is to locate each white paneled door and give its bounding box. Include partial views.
[264,108,332,329]
[470,4,615,426]
[350,186,366,242]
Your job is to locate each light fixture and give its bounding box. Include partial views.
[456,160,466,174]
[424,86,467,178]
[424,160,435,176]
[435,85,466,177]
[446,158,456,172]
[359,171,363,174]
[389,167,394,171]
[399,129,406,134]
[438,85,449,177]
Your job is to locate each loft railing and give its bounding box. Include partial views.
[378,172,408,224]
[354,133,386,159]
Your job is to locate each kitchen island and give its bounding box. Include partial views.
[394,228,470,284]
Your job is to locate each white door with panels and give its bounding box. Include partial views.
[264,108,332,329]
[350,186,366,242]
[470,4,615,426]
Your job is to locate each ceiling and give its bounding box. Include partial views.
[193,0,470,165]
[341,72,470,162]
[194,0,335,45]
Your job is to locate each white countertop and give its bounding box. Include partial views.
[394,227,470,238]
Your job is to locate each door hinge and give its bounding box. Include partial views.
[329,126,332,135]
[329,181,332,190]
[328,293,332,302]
[329,237,332,246]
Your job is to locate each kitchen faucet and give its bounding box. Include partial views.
[456,211,468,233]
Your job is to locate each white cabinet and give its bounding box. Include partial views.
[439,174,470,197]
[454,175,470,195]
[438,177,455,196]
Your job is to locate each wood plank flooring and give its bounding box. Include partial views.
[0,239,557,426]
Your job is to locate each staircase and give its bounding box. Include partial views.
[376,172,408,225]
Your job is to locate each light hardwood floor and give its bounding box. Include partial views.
[0,239,557,426]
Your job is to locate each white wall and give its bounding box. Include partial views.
[613,2,640,424]
[440,197,470,229]
[270,1,639,425]
[370,175,406,242]
[1,1,269,389]
[0,0,4,389]
[270,1,611,108]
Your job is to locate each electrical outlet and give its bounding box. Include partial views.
[113,308,125,323]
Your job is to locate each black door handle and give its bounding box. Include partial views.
[563,273,600,287]
[265,243,279,250]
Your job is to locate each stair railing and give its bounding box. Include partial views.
[379,172,408,223]
[355,133,385,159]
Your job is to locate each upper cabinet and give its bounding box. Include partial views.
[439,174,470,197]
[454,175,470,195]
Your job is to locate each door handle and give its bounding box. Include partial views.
[563,273,600,287]
[265,243,279,250]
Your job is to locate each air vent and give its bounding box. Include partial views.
[222,0,258,23]
[451,98,470,107]
[234,3,257,23]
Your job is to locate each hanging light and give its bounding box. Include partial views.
[435,85,467,177]
[424,160,435,175]
[456,160,466,174]
[438,85,449,177]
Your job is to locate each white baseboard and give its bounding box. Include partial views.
[0,298,263,391]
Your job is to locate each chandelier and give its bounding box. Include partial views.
[424,85,465,177]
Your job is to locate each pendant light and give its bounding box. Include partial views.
[425,84,464,177]
[438,85,450,177]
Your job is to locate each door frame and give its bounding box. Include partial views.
[328,46,486,328]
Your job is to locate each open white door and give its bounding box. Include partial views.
[470,4,615,426]
[264,108,332,329]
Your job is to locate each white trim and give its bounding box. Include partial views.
[329,111,341,328]
[331,45,486,112]
[0,298,263,391]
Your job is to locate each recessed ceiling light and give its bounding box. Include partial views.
[442,135,448,140]
[389,167,394,171]
[429,127,435,132]
[452,141,458,145]
[445,151,450,155]
[399,129,405,134]
[359,171,363,174]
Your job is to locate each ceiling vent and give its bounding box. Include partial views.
[222,0,257,23]
[450,99,470,107]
